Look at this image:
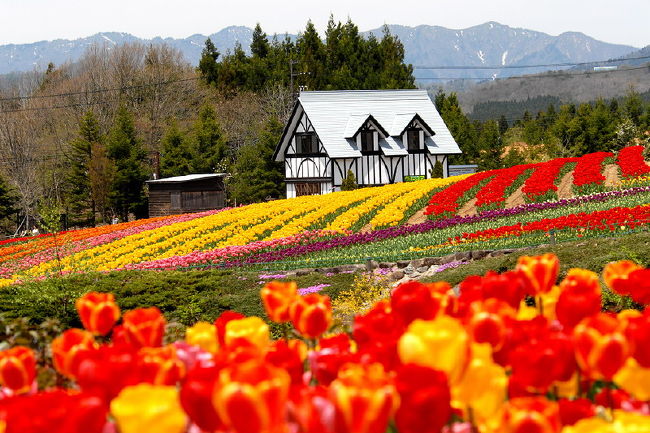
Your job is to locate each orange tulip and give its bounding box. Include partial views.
[574,313,630,380]
[0,346,36,393]
[556,269,601,330]
[213,360,290,433]
[602,260,643,295]
[260,281,298,323]
[330,362,398,433]
[224,317,270,358]
[486,397,561,433]
[137,345,186,386]
[75,292,121,336]
[468,299,516,350]
[51,329,96,379]
[122,307,166,348]
[516,253,560,295]
[290,294,332,339]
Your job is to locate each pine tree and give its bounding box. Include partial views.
[251,23,270,58]
[106,106,149,221]
[160,121,193,178]
[198,38,220,85]
[190,104,229,173]
[0,174,16,234]
[341,169,358,191]
[228,116,285,204]
[67,111,102,226]
[430,160,444,178]
[477,120,503,170]
[296,20,326,91]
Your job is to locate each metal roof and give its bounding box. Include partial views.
[146,173,226,184]
[276,90,461,160]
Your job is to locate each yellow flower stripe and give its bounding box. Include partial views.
[22,177,466,276]
[370,175,471,228]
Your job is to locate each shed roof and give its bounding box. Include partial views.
[276,90,462,160]
[146,173,227,184]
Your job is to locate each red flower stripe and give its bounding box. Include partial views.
[572,152,613,187]
[522,158,579,200]
[424,171,495,216]
[452,204,650,243]
[617,146,650,179]
[475,164,536,208]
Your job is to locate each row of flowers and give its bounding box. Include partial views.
[617,145,650,179]
[2,255,650,432]
[571,151,614,193]
[474,164,535,210]
[522,158,578,202]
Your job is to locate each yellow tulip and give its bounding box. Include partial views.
[185,321,218,353]
[111,384,186,433]
[225,316,270,355]
[614,357,650,401]
[562,411,650,432]
[398,316,470,384]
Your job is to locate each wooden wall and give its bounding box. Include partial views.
[148,178,226,217]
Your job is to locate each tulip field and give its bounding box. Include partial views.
[0,146,649,282]
[3,254,650,432]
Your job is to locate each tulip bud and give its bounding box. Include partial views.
[556,269,601,329]
[51,328,96,379]
[122,307,166,348]
[111,384,187,433]
[260,281,298,323]
[330,363,398,433]
[224,317,270,357]
[290,294,332,340]
[137,345,186,386]
[574,313,629,380]
[213,360,290,433]
[185,321,218,353]
[0,346,36,394]
[398,317,470,385]
[75,292,120,336]
[516,253,560,295]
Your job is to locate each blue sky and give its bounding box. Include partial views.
[1,0,647,48]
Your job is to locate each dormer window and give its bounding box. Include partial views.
[407,129,421,151]
[297,133,317,154]
[360,131,374,153]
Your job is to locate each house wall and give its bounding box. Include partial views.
[148,178,226,217]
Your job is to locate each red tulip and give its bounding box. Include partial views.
[180,364,224,432]
[0,347,35,394]
[260,281,298,323]
[75,292,120,336]
[395,364,451,433]
[574,313,629,380]
[625,310,650,367]
[290,294,332,339]
[75,344,140,402]
[391,281,441,325]
[265,339,306,385]
[556,269,601,329]
[602,260,643,295]
[558,398,595,426]
[214,310,245,347]
[51,329,96,379]
[309,334,355,386]
[122,307,166,348]
[137,345,186,385]
[516,253,560,295]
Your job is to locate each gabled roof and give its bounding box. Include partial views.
[275,90,462,160]
[146,173,226,184]
[344,114,389,139]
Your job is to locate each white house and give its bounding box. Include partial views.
[274,90,462,198]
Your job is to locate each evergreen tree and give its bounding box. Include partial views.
[341,169,358,191]
[296,20,326,91]
[0,174,17,234]
[190,104,228,173]
[624,89,644,126]
[106,106,149,221]
[229,117,285,204]
[378,25,415,89]
[498,115,509,135]
[430,160,444,178]
[67,111,102,226]
[198,38,220,85]
[251,23,270,58]
[160,121,193,178]
[477,120,503,170]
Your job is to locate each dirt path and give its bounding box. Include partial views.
[603,164,621,188]
[458,198,478,216]
[406,208,427,225]
[505,185,526,208]
[557,172,574,199]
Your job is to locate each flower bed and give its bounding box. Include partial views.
[617,145,650,179]
[522,158,579,202]
[572,151,614,195]
[2,256,650,432]
[424,171,495,218]
[474,163,535,211]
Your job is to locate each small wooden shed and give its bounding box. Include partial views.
[146,174,227,217]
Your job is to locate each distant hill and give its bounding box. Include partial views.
[0,22,638,78]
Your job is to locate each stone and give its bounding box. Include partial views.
[440,254,457,265]
[470,250,490,260]
[403,264,415,275]
[416,266,430,273]
[454,251,471,261]
[410,258,424,269]
[396,260,411,269]
[365,260,379,270]
[379,262,393,269]
[423,257,442,266]
[391,270,405,280]
[489,250,505,258]
[296,268,315,276]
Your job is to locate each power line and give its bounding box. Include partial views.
[0,76,199,103]
[415,64,650,80]
[414,54,650,70]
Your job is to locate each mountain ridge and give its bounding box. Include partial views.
[0,22,639,79]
